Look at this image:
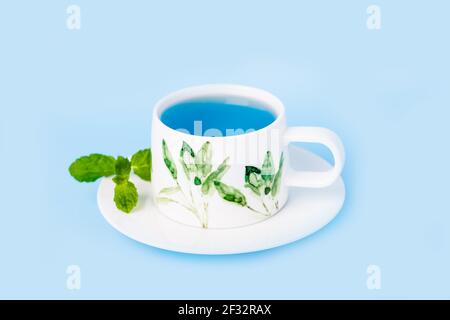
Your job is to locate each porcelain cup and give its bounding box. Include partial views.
[151,84,345,229]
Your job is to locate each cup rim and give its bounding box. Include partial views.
[153,84,285,140]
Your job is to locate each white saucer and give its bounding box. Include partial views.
[97,146,345,255]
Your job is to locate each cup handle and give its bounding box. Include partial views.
[283,127,345,188]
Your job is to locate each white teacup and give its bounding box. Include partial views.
[151,84,344,229]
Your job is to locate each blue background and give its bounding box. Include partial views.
[1,1,449,299]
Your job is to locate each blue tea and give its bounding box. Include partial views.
[160,101,276,137]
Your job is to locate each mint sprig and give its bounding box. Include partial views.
[69,149,151,213]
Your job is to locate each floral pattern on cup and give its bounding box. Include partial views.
[156,139,284,228]
[244,151,284,214]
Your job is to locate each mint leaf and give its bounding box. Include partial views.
[112,156,131,184]
[69,154,116,182]
[131,148,152,181]
[113,181,138,213]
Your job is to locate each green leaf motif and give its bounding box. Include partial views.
[180,141,196,179]
[114,181,138,213]
[158,186,181,195]
[271,152,284,197]
[69,154,116,182]
[131,148,152,181]
[162,139,177,179]
[249,172,263,187]
[155,196,197,214]
[213,181,247,207]
[244,166,263,195]
[113,156,131,184]
[261,151,275,185]
[195,141,212,178]
[245,166,261,184]
[245,183,261,196]
[155,196,176,205]
[201,157,230,195]
[194,177,202,185]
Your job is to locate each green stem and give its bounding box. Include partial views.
[176,180,189,202]
[164,180,202,224]
[202,197,209,228]
[176,180,197,212]
[246,205,270,217]
[156,196,198,216]
[183,177,195,206]
[260,197,270,214]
